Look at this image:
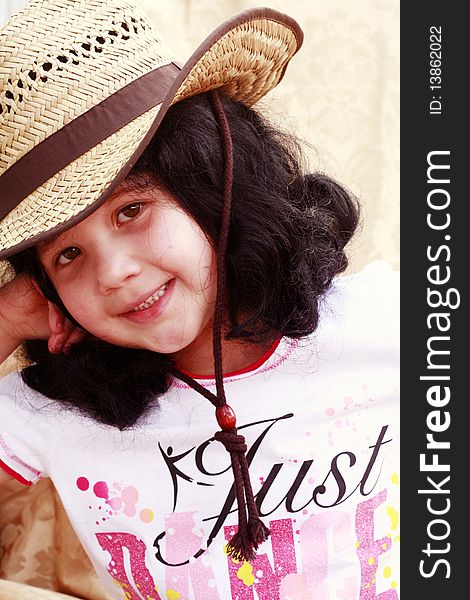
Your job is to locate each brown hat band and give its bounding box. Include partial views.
[0,62,180,221]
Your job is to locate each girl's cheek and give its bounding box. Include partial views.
[60,291,92,323]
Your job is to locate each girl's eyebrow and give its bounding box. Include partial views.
[37,230,68,256]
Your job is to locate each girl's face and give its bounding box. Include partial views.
[37,181,217,359]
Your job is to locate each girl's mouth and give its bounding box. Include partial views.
[122,279,175,323]
[129,283,169,312]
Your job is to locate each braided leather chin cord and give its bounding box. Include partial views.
[169,90,270,562]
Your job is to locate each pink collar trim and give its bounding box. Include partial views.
[176,336,283,381]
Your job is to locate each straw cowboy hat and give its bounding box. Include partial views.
[0,0,303,260]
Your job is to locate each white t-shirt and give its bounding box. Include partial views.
[0,261,400,599]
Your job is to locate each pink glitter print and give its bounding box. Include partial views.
[299,511,353,599]
[96,532,161,599]
[355,490,398,599]
[225,518,297,599]
[279,573,313,600]
[163,512,220,599]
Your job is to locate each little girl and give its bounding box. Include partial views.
[0,0,399,598]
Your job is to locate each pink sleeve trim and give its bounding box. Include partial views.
[0,458,32,486]
[0,434,42,481]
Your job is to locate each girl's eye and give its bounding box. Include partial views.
[117,202,142,224]
[57,247,80,265]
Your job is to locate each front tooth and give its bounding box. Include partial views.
[131,284,168,311]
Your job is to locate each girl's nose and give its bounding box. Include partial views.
[95,250,142,294]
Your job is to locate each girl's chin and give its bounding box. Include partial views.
[127,337,193,356]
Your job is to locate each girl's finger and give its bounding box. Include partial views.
[56,321,87,348]
[49,326,74,353]
[48,333,61,354]
[48,328,81,355]
[62,329,87,354]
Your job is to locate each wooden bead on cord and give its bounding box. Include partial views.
[216,404,237,430]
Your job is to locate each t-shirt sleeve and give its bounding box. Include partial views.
[320,260,399,361]
[0,371,50,485]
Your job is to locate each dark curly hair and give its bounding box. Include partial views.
[7,92,360,429]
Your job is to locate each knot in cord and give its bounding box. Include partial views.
[214,429,247,454]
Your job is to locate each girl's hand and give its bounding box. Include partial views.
[0,274,86,356]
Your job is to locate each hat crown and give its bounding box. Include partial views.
[0,0,173,176]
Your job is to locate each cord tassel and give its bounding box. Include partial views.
[224,450,253,561]
[239,449,271,548]
[214,428,270,560]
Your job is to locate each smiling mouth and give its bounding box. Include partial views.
[129,283,169,312]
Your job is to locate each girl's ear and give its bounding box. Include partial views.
[47,301,89,354]
[47,301,64,335]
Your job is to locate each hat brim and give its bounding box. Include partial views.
[0,7,302,259]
